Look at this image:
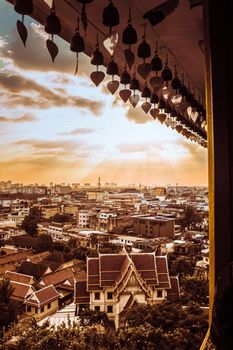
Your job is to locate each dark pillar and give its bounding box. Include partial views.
[206,1,233,348]
[206,0,233,284]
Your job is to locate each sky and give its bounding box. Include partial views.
[0,1,207,187]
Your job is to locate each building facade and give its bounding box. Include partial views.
[133,215,175,239]
[75,251,179,329]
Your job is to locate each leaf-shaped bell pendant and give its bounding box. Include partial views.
[45,1,61,62]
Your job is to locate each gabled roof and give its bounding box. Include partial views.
[0,250,33,266]
[11,235,37,249]
[167,276,180,302]
[4,271,36,285]
[25,285,59,307]
[99,254,130,288]
[43,251,64,263]
[17,261,48,281]
[87,252,171,292]
[26,251,50,263]
[130,253,158,285]
[10,281,35,301]
[155,256,171,289]
[87,258,101,291]
[75,271,90,304]
[38,266,77,287]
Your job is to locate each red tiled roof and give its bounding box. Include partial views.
[25,285,59,307]
[100,255,130,288]
[87,258,101,291]
[87,253,171,292]
[0,250,33,265]
[167,276,180,301]
[38,267,76,287]
[75,271,90,303]
[17,261,48,281]
[10,281,35,301]
[4,271,35,285]
[156,256,171,288]
[130,253,158,285]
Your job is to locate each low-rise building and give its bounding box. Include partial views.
[75,251,179,329]
[25,285,60,321]
[47,223,72,241]
[133,215,175,239]
[78,210,92,228]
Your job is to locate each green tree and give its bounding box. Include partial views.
[50,213,71,223]
[117,324,166,350]
[121,302,208,349]
[35,234,54,253]
[0,278,18,337]
[79,309,110,328]
[182,275,209,306]
[168,254,195,282]
[179,206,202,230]
[21,207,42,237]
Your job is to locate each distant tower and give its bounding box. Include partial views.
[98,177,101,189]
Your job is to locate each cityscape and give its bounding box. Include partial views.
[0,179,209,349]
[0,0,212,349]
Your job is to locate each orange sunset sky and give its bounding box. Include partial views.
[0,1,208,186]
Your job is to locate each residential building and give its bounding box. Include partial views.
[25,285,60,321]
[133,215,175,239]
[47,222,71,241]
[78,210,92,228]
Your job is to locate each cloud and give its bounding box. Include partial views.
[60,128,96,135]
[0,72,104,114]
[117,143,151,153]
[13,138,104,155]
[0,114,37,123]
[0,23,92,76]
[14,139,80,151]
[177,139,207,166]
[126,105,152,124]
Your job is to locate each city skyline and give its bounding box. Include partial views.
[0,2,207,186]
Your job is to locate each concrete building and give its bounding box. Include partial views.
[47,223,71,241]
[132,215,175,239]
[78,211,92,228]
[87,191,107,201]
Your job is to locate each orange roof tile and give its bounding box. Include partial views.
[4,271,35,285]
[10,281,35,301]
[25,285,59,307]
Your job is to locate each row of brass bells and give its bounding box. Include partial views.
[45,2,61,62]
[90,35,105,86]
[119,67,131,102]
[137,25,151,80]
[70,18,85,75]
[14,0,34,47]
[122,8,137,69]
[106,56,119,94]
